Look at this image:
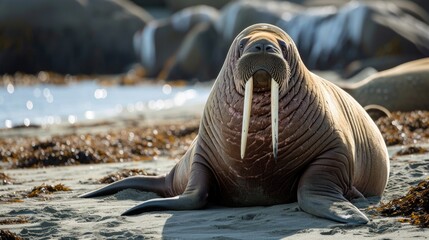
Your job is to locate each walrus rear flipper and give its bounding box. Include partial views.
[121,194,204,216]
[79,175,166,198]
[121,162,213,216]
[297,154,369,225]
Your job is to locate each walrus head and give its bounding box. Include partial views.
[230,24,298,160]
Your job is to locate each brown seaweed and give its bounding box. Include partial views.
[3,199,24,203]
[0,172,13,185]
[0,122,199,169]
[395,146,429,156]
[375,111,429,146]
[0,216,29,225]
[0,229,23,240]
[98,168,157,184]
[27,183,71,198]
[377,178,429,227]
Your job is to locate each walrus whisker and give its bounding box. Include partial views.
[271,78,279,161]
[241,77,253,159]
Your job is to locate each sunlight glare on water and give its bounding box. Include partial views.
[94,88,107,99]
[26,100,33,110]
[68,115,77,124]
[7,83,14,94]
[0,81,210,128]
[162,84,172,95]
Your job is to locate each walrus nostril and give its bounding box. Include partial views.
[265,44,275,53]
[247,40,277,54]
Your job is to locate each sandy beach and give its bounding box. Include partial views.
[1,108,429,239]
[1,144,429,239]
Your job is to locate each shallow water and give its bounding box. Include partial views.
[0,81,211,128]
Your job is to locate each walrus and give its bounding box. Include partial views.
[337,58,429,115]
[81,23,389,224]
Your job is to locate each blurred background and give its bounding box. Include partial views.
[1,0,429,128]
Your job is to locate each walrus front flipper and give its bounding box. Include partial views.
[122,162,213,216]
[79,175,166,198]
[297,156,369,225]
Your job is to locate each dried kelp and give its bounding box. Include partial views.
[0,172,13,185]
[377,178,429,227]
[0,229,23,240]
[0,183,70,203]
[99,168,157,184]
[0,217,29,225]
[27,183,71,198]
[375,111,429,146]
[395,146,429,156]
[2,198,23,203]
[0,122,199,169]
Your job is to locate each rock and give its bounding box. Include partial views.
[165,0,232,12]
[0,0,152,74]
[162,21,220,81]
[133,5,219,78]
[129,0,166,8]
[136,1,429,81]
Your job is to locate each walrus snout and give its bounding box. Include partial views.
[234,52,288,93]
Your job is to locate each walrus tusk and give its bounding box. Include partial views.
[241,78,279,160]
[241,78,253,159]
[271,78,279,160]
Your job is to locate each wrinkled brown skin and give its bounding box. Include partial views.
[80,24,389,224]
[338,58,429,113]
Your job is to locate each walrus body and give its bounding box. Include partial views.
[81,24,389,224]
[338,58,429,113]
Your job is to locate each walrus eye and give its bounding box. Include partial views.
[278,40,287,58]
[238,38,249,57]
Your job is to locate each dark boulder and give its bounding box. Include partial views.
[0,0,152,74]
[133,5,219,78]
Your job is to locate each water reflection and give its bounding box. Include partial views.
[23,118,30,127]
[68,115,77,124]
[94,88,107,99]
[26,100,33,110]
[43,88,54,103]
[174,89,197,106]
[7,83,14,94]
[4,119,12,128]
[85,110,95,120]
[162,84,172,95]
[0,81,210,128]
